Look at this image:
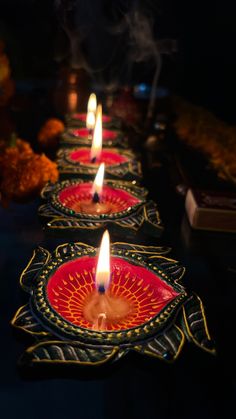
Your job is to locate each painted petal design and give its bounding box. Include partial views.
[21,341,119,366]
[11,304,49,336]
[47,217,103,230]
[134,325,185,362]
[181,294,216,354]
[20,247,51,292]
[55,242,95,258]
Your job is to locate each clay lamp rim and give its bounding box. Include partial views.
[32,244,187,346]
[50,178,147,220]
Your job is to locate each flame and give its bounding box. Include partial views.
[95,230,110,292]
[90,105,102,161]
[92,163,105,197]
[87,93,97,114]
[86,111,95,130]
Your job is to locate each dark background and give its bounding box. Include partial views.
[1,0,236,122]
[1,1,236,419]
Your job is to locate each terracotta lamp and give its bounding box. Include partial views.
[62,101,128,148]
[11,231,215,367]
[39,163,163,238]
[66,93,122,130]
[57,107,141,180]
[60,126,128,149]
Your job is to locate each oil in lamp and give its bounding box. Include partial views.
[38,162,163,239]
[57,107,141,181]
[11,233,215,367]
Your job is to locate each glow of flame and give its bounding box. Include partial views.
[90,105,102,161]
[68,90,78,113]
[92,163,105,197]
[95,230,110,292]
[86,111,95,130]
[87,93,97,114]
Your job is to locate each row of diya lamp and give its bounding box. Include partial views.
[12,94,215,368]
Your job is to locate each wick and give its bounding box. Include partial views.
[91,156,96,163]
[92,192,100,203]
[98,284,106,294]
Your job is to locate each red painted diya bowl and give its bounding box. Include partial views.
[66,112,122,130]
[39,179,163,237]
[57,147,142,180]
[68,148,128,165]
[61,128,128,148]
[72,112,112,124]
[12,243,215,367]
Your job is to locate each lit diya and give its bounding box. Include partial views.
[62,103,128,147]
[57,107,141,180]
[12,232,215,367]
[60,127,128,149]
[66,93,122,130]
[39,163,163,238]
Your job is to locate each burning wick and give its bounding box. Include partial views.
[83,230,132,330]
[92,163,105,204]
[79,163,111,214]
[90,104,102,163]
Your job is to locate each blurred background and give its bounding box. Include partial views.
[1,0,236,121]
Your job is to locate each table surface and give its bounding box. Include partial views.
[0,83,236,419]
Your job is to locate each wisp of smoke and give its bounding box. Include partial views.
[54,0,177,117]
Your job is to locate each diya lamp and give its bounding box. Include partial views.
[11,232,215,367]
[39,162,163,239]
[66,92,122,130]
[57,108,141,181]
[61,101,128,148]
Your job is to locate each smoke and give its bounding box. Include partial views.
[54,0,177,100]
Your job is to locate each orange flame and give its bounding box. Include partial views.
[90,105,102,161]
[95,230,110,292]
[87,93,97,113]
[92,163,105,197]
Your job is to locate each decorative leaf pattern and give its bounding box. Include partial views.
[134,325,185,362]
[55,242,95,258]
[144,201,163,229]
[11,304,49,336]
[22,341,118,366]
[148,256,185,284]
[181,294,215,354]
[20,247,51,292]
[112,243,171,255]
[40,182,57,199]
[47,218,103,230]
[38,204,60,218]
[116,212,144,230]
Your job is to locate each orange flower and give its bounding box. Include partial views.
[38,118,65,148]
[0,138,59,204]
